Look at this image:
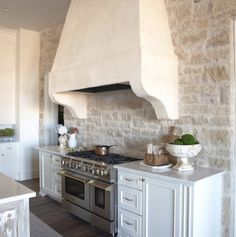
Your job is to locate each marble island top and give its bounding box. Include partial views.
[114,161,224,185]
[0,173,36,204]
[37,145,70,156]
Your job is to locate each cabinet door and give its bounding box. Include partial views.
[144,177,182,237]
[40,152,53,195]
[0,30,16,124]
[1,143,19,180]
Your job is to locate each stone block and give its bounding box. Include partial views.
[204,65,229,82]
[180,30,207,47]
[206,30,230,48]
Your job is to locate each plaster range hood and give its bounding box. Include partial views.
[49,0,178,119]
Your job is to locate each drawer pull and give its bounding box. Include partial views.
[124,220,134,226]
[124,197,134,202]
[124,177,134,182]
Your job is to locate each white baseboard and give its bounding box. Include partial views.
[19,170,39,181]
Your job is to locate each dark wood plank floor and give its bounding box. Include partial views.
[20,179,112,237]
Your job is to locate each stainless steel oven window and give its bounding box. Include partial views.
[60,170,90,210]
[95,187,105,209]
[65,176,85,200]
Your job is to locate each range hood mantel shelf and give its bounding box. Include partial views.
[49,0,179,120]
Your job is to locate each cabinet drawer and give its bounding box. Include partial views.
[118,186,142,215]
[54,170,62,183]
[0,143,18,155]
[52,155,61,166]
[53,164,62,171]
[118,208,142,237]
[118,171,143,190]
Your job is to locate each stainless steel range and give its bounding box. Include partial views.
[60,150,140,236]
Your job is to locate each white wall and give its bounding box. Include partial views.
[18,29,40,180]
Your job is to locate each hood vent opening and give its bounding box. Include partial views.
[49,0,179,120]
[72,83,131,93]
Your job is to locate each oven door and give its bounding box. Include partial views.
[89,179,114,221]
[60,170,90,210]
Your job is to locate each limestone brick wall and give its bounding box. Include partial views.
[39,21,64,145]
[40,1,236,236]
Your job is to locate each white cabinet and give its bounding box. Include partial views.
[144,178,181,237]
[118,172,143,237]
[0,142,19,180]
[39,151,62,202]
[116,166,223,237]
[0,29,16,124]
[0,28,40,180]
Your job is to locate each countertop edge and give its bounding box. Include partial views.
[0,192,36,205]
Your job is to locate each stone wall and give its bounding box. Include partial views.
[40,1,236,235]
[39,21,64,145]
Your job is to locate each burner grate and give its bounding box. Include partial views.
[67,150,139,164]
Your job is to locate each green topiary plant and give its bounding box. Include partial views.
[171,134,199,145]
[0,128,15,137]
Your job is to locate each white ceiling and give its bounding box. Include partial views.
[0,0,71,32]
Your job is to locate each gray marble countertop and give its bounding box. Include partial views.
[38,146,224,185]
[0,140,18,143]
[37,145,71,156]
[114,161,224,185]
[0,173,36,204]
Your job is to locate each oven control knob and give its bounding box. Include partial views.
[75,163,80,169]
[91,169,95,175]
[61,160,65,165]
[100,169,104,176]
[83,166,86,171]
[103,169,108,176]
[96,169,100,175]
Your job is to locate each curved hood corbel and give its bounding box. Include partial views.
[49,0,178,120]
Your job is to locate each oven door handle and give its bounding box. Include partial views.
[59,171,90,183]
[89,180,112,192]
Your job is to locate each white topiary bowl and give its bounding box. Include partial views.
[166,144,202,171]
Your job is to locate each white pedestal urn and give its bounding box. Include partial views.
[166,144,202,171]
[58,135,67,149]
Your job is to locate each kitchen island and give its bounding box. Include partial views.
[0,173,36,237]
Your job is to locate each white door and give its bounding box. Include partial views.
[144,177,182,237]
[40,152,52,194]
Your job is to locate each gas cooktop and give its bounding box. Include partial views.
[66,150,140,165]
